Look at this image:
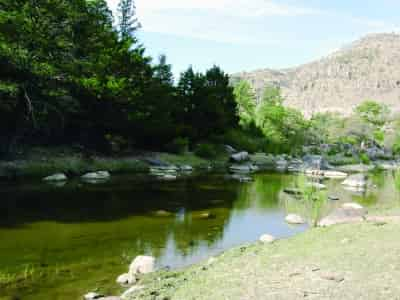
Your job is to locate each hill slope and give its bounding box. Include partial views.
[232,33,400,117]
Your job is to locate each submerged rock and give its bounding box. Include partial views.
[285,214,306,224]
[259,234,276,244]
[129,256,155,275]
[43,173,67,181]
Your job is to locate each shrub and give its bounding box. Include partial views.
[165,137,189,154]
[194,143,217,159]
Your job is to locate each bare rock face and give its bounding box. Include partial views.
[232,33,400,117]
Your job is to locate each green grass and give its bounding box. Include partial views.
[128,221,400,300]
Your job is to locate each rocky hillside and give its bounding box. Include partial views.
[232,33,400,117]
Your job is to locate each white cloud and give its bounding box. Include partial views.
[107,0,321,45]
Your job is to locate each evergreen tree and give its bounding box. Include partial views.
[117,0,140,40]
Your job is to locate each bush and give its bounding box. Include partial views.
[165,137,189,154]
[194,143,218,159]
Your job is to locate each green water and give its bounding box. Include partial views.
[0,171,398,300]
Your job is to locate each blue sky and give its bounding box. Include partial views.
[106,0,400,77]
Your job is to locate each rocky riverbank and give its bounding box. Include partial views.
[104,212,400,300]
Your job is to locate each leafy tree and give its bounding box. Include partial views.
[233,80,256,129]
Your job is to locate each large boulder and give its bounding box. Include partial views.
[230,151,249,163]
[129,256,155,275]
[43,173,67,182]
[342,174,367,188]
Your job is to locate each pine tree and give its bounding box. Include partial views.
[117,0,140,39]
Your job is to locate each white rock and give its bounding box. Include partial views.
[231,151,249,162]
[81,171,110,180]
[342,202,364,210]
[342,174,367,187]
[121,285,145,299]
[116,273,136,286]
[84,292,103,300]
[285,214,306,224]
[43,173,67,181]
[129,256,155,275]
[259,234,276,243]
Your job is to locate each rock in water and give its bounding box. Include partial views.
[81,171,111,180]
[285,214,306,224]
[259,234,276,243]
[225,145,237,154]
[84,292,104,300]
[230,151,249,162]
[43,173,67,181]
[342,174,367,187]
[129,256,155,275]
[116,273,136,286]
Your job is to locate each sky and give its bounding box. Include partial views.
[106,0,400,77]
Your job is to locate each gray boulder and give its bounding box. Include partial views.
[230,151,249,163]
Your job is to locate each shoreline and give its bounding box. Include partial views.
[118,212,400,299]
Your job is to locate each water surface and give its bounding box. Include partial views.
[0,171,398,299]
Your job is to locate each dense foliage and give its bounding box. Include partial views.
[233,82,309,153]
[0,0,238,156]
